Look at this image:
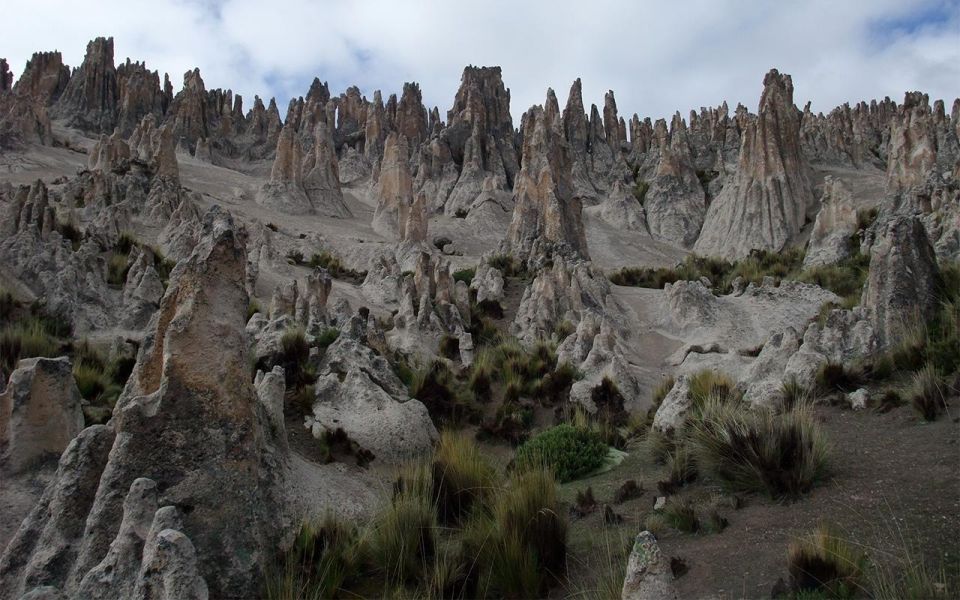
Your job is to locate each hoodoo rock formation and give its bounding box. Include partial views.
[1,32,959,600]
[504,104,587,266]
[694,69,814,259]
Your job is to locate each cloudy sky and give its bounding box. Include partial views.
[4,0,959,123]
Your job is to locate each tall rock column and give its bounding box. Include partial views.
[373,132,414,238]
[694,69,814,259]
[53,37,119,132]
[504,104,588,267]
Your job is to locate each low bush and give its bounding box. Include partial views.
[633,180,650,205]
[277,328,315,390]
[787,524,865,598]
[409,360,477,426]
[314,328,339,349]
[514,423,607,482]
[0,319,61,374]
[431,431,496,525]
[815,361,863,395]
[106,252,131,285]
[453,268,475,286]
[487,253,526,277]
[689,398,829,499]
[264,515,363,600]
[910,363,946,421]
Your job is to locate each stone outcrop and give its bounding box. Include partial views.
[803,176,858,268]
[861,215,941,350]
[372,133,415,238]
[598,180,647,231]
[886,92,938,192]
[621,532,677,600]
[0,208,290,598]
[306,331,438,462]
[504,104,587,267]
[53,37,119,132]
[258,122,349,216]
[694,70,814,259]
[0,357,84,473]
[645,115,707,247]
[12,51,70,105]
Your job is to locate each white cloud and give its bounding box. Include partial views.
[3,0,958,124]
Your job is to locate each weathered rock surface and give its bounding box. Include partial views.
[621,531,677,600]
[803,176,859,268]
[0,208,289,598]
[645,115,707,247]
[53,37,119,132]
[861,214,941,350]
[695,70,814,259]
[504,104,587,267]
[12,51,70,105]
[306,332,438,462]
[0,357,84,473]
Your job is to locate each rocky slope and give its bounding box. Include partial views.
[0,36,957,599]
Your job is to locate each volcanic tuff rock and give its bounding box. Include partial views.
[307,332,438,462]
[12,51,70,106]
[373,132,415,238]
[886,92,939,191]
[621,532,678,600]
[803,176,858,268]
[0,357,84,473]
[504,104,588,267]
[0,208,290,598]
[258,121,349,216]
[645,114,707,247]
[861,214,941,350]
[53,37,119,132]
[596,179,647,231]
[694,69,814,259]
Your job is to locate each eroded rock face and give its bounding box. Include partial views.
[803,176,858,268]
[621,532,677,600]
[695,70,814,259]
[504,104,587,267]
[53,37,119,132]
[0,209,289,598]
[12,51,70,105]
[862,215,941,350]
[0,357,84,473]
[645,115,707,247]
[886,92,938,192]
[258,122,349,216]
[373,132,415,238]
[306,332,438,462]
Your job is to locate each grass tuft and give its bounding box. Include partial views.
[787,524,865,598]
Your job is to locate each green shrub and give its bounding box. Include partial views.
[369,490,437,585]
[515,424,607,482]
[484,466,567,596]
[106,252,131,285]
[787,524,865,598]
[264,515,363,600]
[0,319,60,373]
[689,398,829,499]
[910,363,946,421]
[633,180,650,205]
[315,328,339,349]
[688,369,735,407]
[651,376,675,408]
[432,431,495,525]
[410,360,477,426]
[661,498,699,533]
[453,268,475,286]
[277,328,315,390]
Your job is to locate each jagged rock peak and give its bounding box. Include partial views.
[0,59,11,92]
[694,68,813,259]
[396,81,428,149]
[886,91,938,191]
[12,51,70,105]
[448,65,513,134]
[504,104,587,266]
[373,132,415,239]
[53,36,118,132]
